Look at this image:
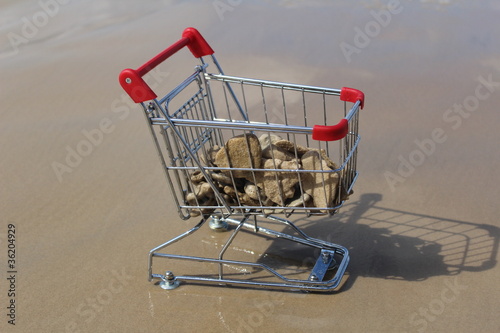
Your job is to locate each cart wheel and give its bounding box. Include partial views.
[328,258,339,270]
[328,252,343,270]
[208,215,229,232]
[159,271,180,290]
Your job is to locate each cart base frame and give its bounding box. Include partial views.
[149,214,349,292]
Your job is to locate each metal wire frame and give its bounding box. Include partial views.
[140,54,360,291]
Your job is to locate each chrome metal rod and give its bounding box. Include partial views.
[223,216,347,254]
[148,218,206,281]
[209,55,248,121]
[345,101,361,121]
[217,218,247,279]
[152,100,233,214]
[152,253,296,283]
[150,249,349,290]
[173,275,343,291]
[159,65,206,106]
[155,117,313,134]
[206,73,342,96]
[151,252,345,286]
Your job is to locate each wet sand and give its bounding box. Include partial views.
[1,0,499,332]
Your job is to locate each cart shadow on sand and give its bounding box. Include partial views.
[255,193,499,292]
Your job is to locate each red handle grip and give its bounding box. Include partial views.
[119,27,214,103]
[312,119,349,141]
[312,87,364,141]
[340,87,364,109]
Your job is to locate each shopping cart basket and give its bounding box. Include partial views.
[119,27,365,291]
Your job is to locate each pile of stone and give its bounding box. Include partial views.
[186,133,345,216]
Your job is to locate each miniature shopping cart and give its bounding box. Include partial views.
[119,27,364,291]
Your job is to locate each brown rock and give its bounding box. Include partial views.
[188,210,201,217]
[214,133,262,178]
[262,144,296,161]
[300,150,339,211]
[253,158,300,206]
[280,159,301,170]
[190,170,205,183]
[190,170,234,187]
[185,183,217,216]
[258,133,283,151]
[286,192,312,208]
[223,185,237,197]
[209,144,220,158]
[244,182,262,201]
[263,157,282,169]
[307,148,339,170]
[240,193,260,206]
[186,192,198,206]
[199,197,217,215]
[210,172,233,185]
[200,145,220,166]
[263,207,284,215]
[194,182,214,198]
[223,185,259,206]
[274,139,310,157]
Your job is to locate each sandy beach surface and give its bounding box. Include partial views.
[1,0,499,332]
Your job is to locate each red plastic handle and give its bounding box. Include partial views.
[312,119,349,141]
[340,87,364,109]
[119,27,214,103]
[312,87,364,141]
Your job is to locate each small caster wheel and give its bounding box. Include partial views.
[209,215,229,232]
[160,271,180,290]
[324,252,339,270]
